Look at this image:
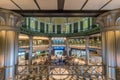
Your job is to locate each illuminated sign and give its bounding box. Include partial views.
[53,46,64,50]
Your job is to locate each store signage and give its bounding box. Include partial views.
[53,46,64,50]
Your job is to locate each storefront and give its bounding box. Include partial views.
[53,46,65,58]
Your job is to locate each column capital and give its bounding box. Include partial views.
[96,9,120,31]
[0,9,24,31]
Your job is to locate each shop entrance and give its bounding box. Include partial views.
[53,46,64,58]
[54,50,63,58]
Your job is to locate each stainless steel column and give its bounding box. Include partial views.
[0,31,6,66]
[66,38,69,56]
[0,9,23,80]
[100,30,116,79]
[85,36,89,65]
[55,24,57,34]
[29,36,33,65]
[49,37,52,59]
[72,23,74,33]
[45,22,47,33]
[96,9,120,80]
[5,31,16,80]
[115,30,120,80]
[78,20,80,32]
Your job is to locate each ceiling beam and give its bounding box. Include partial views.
[80,0,88,10]
[99,0,112,10]
[58,0,65,10]
[34,0,40,10]
[10,0,22,10]
[12,10,109,17]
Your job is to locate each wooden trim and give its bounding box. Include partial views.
[99,0,112,10]
[12,10,109,17]
[34,0,41,10]
[10,0,22,10]
[58,0,65,10]
[80,0,88,10]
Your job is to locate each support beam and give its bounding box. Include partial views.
[80,0,88,10]
[10,0,22,10]
[34,0,41,10]
[99,0,112,10]
[58,0,65,10]
[12,10,109,17]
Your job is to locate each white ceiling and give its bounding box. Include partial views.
[0,0,120,10]
[64,0,86,10]
[102,0,120,10]
[13,0,38,10]
[0,0,19,9]
[37,0,57,10]
[83,0,110,10]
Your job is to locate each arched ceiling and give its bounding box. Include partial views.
[0,0,119,17]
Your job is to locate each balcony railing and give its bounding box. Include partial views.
[20,25,100,37]
[15,65,104,80]
[69,45,101,50]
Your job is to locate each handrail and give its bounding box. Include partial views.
[20,25,100,37]
[15,65,104,80]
